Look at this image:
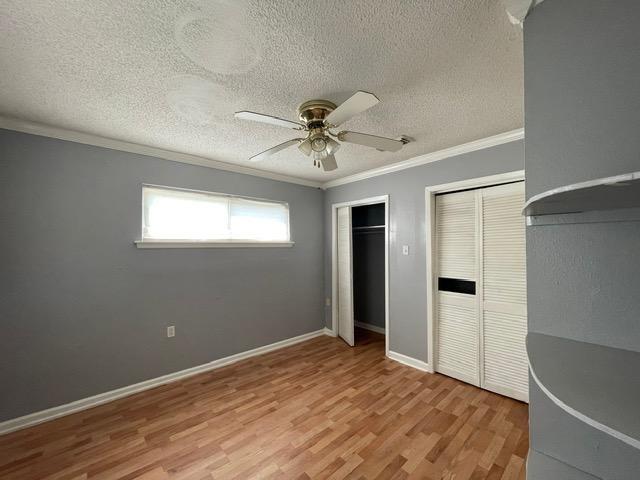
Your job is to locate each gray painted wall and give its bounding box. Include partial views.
[525,0,640,199]
[525,0,640,477]
[0,129,324,421]
[324,140,525,362]
[525,0,640,351]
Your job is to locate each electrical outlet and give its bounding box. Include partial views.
[325,297,331,307]
[402,245,409,256]
[167,325,175,338]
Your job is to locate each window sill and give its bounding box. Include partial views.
[134,240,295,249]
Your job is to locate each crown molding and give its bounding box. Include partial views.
[0,116,322,188]
[504,0,546,26]
[0,117,523,191]
[321,128,525,189]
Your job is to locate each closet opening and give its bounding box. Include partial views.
[331,195,389,356]
[352,203,386,346]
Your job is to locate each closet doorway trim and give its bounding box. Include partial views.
[425,170,525,371]
[331,195,389,355]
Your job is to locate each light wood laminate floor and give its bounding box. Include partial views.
[0,329,528,479]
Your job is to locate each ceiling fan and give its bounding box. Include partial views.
[234,91,409,172]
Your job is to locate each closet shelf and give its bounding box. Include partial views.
[527,333,640,450]
[352,225,385,231]
[523,171,640,217]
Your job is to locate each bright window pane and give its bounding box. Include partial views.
[142,186,290,242]
[230,197,289,241]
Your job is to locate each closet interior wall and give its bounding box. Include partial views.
[352,204,386,334]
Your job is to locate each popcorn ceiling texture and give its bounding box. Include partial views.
[0,0,523,182]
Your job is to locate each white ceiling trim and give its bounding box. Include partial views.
[321,129,525,189]
[0,116,322,188]
[0,116,523,191]
[503,0,546,26]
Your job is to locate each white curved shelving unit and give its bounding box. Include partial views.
[523,171,640,217]
[527,333,640,450]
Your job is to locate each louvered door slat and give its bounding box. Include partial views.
[437,293,479,386]
[337,207,354,346]
[481,182,528,401]
[436,191,477,281]
[435,191,479,386]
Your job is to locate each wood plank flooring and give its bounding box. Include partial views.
[0,329,528,479]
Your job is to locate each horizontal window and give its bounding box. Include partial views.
[140,185,290,243]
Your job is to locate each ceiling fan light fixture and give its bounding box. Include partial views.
[313,149,328,161]
[298,138,312,156]
[321,154,338,172]
[325,137,340,156]
[311,136,327,152]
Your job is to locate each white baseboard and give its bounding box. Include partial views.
[323,327,337,337]
[387,350,433,373]
[354,321,386,335]
[0,328,331,435]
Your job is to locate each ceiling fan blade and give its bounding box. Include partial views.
[235,111,305,130]
[321,154,338,171]
[325,91,379,127]
[337,131,404,152]
[249,139,302,162]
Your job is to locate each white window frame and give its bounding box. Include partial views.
[135,184,294,249]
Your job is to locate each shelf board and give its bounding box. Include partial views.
[523,171,640,217]
[527,333,640,449]
[352,225,385,230]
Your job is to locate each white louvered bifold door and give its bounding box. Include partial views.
[480,182,528,401]
[337,206,355,346]
[435,190,480,386]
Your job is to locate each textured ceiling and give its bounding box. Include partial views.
[0,0,523,182]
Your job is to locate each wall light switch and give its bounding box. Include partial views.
[325,297,331,307]
[167,325,175,338]
[402,245,410,256]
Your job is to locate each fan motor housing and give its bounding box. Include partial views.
[297,99,336,126]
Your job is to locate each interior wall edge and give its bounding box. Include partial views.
[387,350,433,373]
